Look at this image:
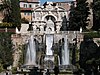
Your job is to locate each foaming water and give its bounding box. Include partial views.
[62,35,69,65]
[25,35,36,66]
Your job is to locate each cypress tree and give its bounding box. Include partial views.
[10,0,21,30]
[69,0,90,31]
[69,2,80,31]
[92,0,100,31]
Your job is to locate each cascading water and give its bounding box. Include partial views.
[25,35,36,66]
[46,34,53,56]
[62,35,69,65]
[44,34,54,69]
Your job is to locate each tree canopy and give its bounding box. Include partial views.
[92,0,100,30]
[0,0,21,30]
[10,0,21,30]
[69,0,90,31]
[0,32,13,69]
[0,0,12,22]
[79,35,98,70]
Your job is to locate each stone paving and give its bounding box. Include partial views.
[0,71,74,75]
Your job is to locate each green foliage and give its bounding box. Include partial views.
[0,32,13,69]
[12,67,17,73]
[97,40,100,43]
[10,0,21,30]
[54,54,59,66]
[92,0,100,30]
[0,63,3,72]
[84,31,100,38]
[79,35,98,69]
[75,48,79,64]
[69,0,90,31]
[93,0,100,18]
[18,44,26,66]
[69,2,80,30]
[0,0,21,30]
[0,0,12,23]
[86,58,95,64]
[0,22,16,28]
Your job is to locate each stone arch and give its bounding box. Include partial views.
[45,16,55,31]
[45,15,56,22]
[42,14,57,21]
[44,15,56,31]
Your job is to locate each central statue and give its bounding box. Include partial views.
[46,17,54,31]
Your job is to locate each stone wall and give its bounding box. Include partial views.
[11,32,100,67]
[12,34,29,67]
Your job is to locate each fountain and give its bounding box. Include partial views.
[23,33,70,69]
[24,35,36,66]
[12,2,77,75]
[44,34,54,69]
[45,34,54,56]
[22,15,70,69]
[62,35,69,65]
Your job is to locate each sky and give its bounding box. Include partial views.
[40,0,64,4]
[40,0,75,5]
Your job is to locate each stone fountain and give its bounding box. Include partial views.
[22,2,75,69]
[24,18,70,69]
[24,35,36,66]
[12,2,80,75]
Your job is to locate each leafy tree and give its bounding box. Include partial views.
[92,0,100,30]
[0,0,21,30]
[95,46,100,64]
[69,0,90,31]
[10,0,21,30]
[0,32,13,69]
[69,2,80,31]
[0,0,12,22]
[79,35,98,70]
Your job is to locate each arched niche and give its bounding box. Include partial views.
[44,15,56,31]
[42,14,57,21]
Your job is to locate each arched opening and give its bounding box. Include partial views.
[45,15,55,22]
[44,15,56,31]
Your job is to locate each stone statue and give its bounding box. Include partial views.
[40,25,44,31]
[56,25,61,32]
[33,25,37,31]
[46,17,54,31]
